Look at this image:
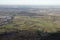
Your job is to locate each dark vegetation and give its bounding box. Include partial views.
[42,31,60,40]
[0,30,41,40]
[0,30,60,40]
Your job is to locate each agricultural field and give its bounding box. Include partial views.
[0,15,60,33]
[0,5,60,40]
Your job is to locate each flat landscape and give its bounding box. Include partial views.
[0,5,60,40]
[1,16,60,32]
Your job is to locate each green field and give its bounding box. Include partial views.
[0,16,60,33]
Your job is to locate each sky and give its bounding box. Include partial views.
[0,0,60,5]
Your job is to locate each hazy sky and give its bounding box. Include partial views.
[0,0,60,5]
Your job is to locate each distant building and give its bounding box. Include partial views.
[0,16,13,25]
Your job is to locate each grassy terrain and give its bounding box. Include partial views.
[0,16,60,33]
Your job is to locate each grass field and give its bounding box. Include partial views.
[0,16,60,33]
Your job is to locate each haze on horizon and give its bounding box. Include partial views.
[0,0,60,5]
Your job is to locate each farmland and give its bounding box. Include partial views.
[0,15,60,33]
[0,5,60,40]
